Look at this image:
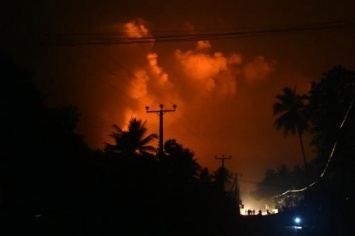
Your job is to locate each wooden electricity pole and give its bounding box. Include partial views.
[215,154,231,169]
[145,104,176,157]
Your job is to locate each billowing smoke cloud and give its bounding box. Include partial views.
[175,41,240,98]
[101,20,277,171]
[124,21,150,38]
[243,55,275,85]
[115,18,151,39]
[146,53,172,88]
[3,0,340,208]
[197,40,212,50]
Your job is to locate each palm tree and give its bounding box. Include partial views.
[273,87,309,183]
[105,118,158,157]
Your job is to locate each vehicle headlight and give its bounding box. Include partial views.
[294,217,301,224]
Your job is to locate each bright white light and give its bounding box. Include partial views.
[294,217,301,224]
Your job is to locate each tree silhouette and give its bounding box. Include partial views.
[163,139,201,180]
[273,86,309,183]
[304,65,355,235]
[308,66,355,197]
[1,51,92,235]
[105,118,158,157]
[0,51,243,235]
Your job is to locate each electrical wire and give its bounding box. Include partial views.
[71,46,222,160]
[4,19,355,46]
[271,94,355,199]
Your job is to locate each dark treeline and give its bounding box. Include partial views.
[0,52,240,235]
[253,65,355,235]
[3,50,355,235]
[253,164,308,202]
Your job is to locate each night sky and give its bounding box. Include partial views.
[2,0,355,202]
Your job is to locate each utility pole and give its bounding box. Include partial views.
[215,154,232,193]
[215,154,231,169]
[145,104,176,157]
[229,172,243,211]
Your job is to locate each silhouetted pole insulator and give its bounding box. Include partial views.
[215,154,232,169]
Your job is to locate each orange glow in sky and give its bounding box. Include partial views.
[3,0,355,202]
[82,20,309,197]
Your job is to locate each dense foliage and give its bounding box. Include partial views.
[255,65,355,234]
[0,52,240,235]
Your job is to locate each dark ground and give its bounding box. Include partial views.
[238,211,353,236]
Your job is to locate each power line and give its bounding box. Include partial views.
[168,108,222,159]
[5,19,355,46]
[82,46,223,161]
[271,94,355,200]
[90,45,175,106]
[78,47,223,160]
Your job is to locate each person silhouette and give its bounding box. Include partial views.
[257,210,262,216]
